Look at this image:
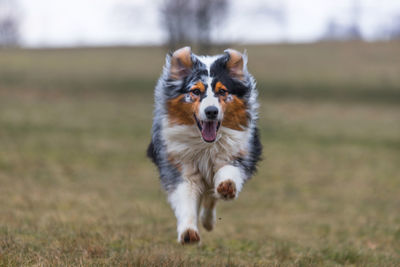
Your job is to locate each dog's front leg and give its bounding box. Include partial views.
[214,165,245,200]
[168,180,201,244]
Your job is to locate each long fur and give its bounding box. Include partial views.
[147,47,262,244]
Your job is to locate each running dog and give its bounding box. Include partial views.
[147,47,262,244]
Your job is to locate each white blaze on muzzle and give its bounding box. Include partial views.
[196,78,223,142]
[199,79,222,122]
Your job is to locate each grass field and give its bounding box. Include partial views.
[0,42,400,266]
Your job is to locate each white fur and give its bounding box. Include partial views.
[168,181,201,242]
[163,118,250,238]
[162,118,250,184]
[152,52,261,243]
[198,56,223,122]
[214,165,245,199]
[198,55,220,72]
[199,77,222,121]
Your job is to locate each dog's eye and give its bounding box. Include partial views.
[192,89,201,96]
[218,89,227,96]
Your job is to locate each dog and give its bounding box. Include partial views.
[147,47,262,244]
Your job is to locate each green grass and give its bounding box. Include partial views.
[0,42,400,266]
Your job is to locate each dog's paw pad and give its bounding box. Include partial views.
[217,179,236,200]
[180,229,200,245]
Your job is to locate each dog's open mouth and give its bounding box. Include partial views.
[194,115,221,143]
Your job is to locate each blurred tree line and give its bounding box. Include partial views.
[160,0,228,53]
[159,0,400,52]
[2,0,400,49]
[0,0,20,47]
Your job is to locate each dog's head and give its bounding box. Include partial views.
[165,47,252,143]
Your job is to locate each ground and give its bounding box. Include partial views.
[0,42,400,266]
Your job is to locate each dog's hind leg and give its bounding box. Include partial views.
[168,181,202,245]
[200,193,217,231]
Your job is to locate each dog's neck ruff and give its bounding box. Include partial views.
[162,117,250,183]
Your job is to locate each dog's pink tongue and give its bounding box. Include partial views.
[201,121,218,142]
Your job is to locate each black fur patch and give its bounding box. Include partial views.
[210,54,250,99]
[147,123,183,191]
[147,141,157,164]
[234,127,262,176]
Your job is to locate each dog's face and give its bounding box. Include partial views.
[166,47,250,143]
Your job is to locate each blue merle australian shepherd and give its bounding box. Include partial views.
[147,47,262,244]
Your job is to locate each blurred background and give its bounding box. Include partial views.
[1,0,400,265]
[3,0,400,47]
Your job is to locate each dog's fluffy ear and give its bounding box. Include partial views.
[170,46,193,80]
[224,49,245,81]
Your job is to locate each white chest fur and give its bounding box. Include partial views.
[161,118,250,184]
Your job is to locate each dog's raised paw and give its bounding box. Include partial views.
[180,229,200,245]
[216,179,236,200]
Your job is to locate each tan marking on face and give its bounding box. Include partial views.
[215,81,248,131]
[191,81,206,93]
[214,81,228,96]
[167,95,195,125]
[167,81,205,125]
[222,95,248,130]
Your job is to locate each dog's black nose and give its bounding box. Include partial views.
[205,106,218,120]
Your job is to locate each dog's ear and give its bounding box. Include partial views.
[224,49,245,81]
[170,46,193,80]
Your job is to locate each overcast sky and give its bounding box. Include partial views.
[17,0,400,47]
